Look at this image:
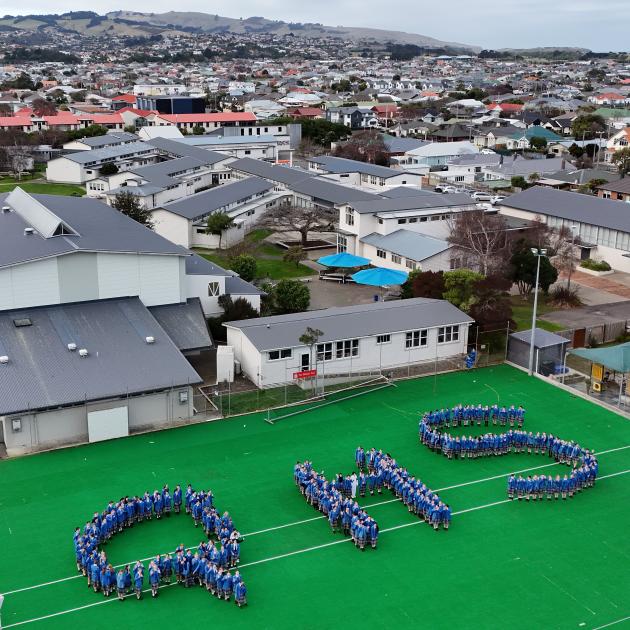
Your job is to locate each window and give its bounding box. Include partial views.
[316,342,333,361]
[397,218,407,224]
[405,329,427,348]
[378,218,384,224]
[392,254,401,264]
[345,208,355,226]
[406,259,416,270]
[269,348,292,361]
[208,282,220,296]
[408,217,417,223]
[431,215,440,221]
[455,175,465,182]
[438,325,459,344]
[338,235,348,252]
[376,249,386,259]
[450,257,462,270]
[420,216,428,222]
[244,150,251,155]
[376,334,391,344]
[336,339,359,358]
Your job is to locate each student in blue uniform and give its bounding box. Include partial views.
[116,569,126,601]
[234,579,248,607]
[133,562,144,600]
[173,485,182,514]
[149,561,161,598]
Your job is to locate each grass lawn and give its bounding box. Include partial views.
[510,294,565,332]
[0,365,628,629]
[194,229,316,281]
[0,181,85,196]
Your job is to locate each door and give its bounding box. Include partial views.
[301,353,310,370]
[573,328,586,349]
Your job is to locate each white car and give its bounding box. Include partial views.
[436,185,459,194]
[471,191,493,201]
[491,195,506,205]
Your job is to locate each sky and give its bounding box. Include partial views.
[1,0,628,51]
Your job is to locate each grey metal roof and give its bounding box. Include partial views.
[510,328,570,349]
[62,141,154,164]
[500,186,630,233]
[0,297,201,415]
[177,135,278,147]
[76,132,139,148]
[159,177,273,220]
[224,298,473,351]
[129,156,209,188]
[291,177,379,205]
[146,137,229,165]
[148,298,212,351]
[486,157,572,178]
[230,157,312,185]
[184,253,231,277]
[225,275,265,296]
[382,136,429,153]
[349,192,474,214]
[361,230,449,261]
[311,156,408,179]
[380,187,440,199]
[0,190,185,269]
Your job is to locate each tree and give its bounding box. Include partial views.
[403,270,446,299]
[257,204,334,248]
[571,114,606,140]
[469,275,514,331]
[443,269,484,312]
[528,172,541,184]
[205,211,235,248]
[111,191,153,229]
[192,125,205,135]
[611,147,630,176]
[283,246,306,268]
[299,326,323,373]
[509,244,558,296]
[511,176,528,190]
[586,178,608,192]
[99,162,119,176]
[529,136,547,151]
[229,254,257,281]
[218,295,258,321]
[273,279,310,314]
[447,210,512,276]
[334,130,389,165]
[31,97,57,117]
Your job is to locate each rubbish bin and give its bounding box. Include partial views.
[540,360,555,376]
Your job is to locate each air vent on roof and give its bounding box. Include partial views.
[13,318,32,327]
[2,205,10,213]
[78,348,88,357]
[67,343,77,351]
[145,336,155,344]
[0,356,8,364]
[24,227,34,236]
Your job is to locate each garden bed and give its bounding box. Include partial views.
[277,239,335,250]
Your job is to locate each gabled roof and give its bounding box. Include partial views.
[291,177,379,205]
[349,192,474,215]
[310,156,409,179]
[148,298,212,352]
[224,297,472,352]
[0,190,185,269]
[158,177,274,221]
[361,230,450,261]
[70,131,138,148]
[500,186,630,233]
[0,297,201,415]
[145,137,229,165]
[230,157,312,185]
[61,141,154,164]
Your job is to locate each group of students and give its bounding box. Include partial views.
[421,404,526,430]
[361,448,452,531]
[294,461,379,550]
[73,483,247,607]
[418,403,599,502]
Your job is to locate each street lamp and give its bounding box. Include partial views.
[528,248,547,376]
[567,224,578,290]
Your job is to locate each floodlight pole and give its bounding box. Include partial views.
[528,248,547,376]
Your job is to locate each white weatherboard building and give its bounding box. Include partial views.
[0,188,262,455]
[224,298,473,388]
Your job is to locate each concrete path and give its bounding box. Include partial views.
[543,300,630,328]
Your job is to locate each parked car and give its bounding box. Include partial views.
[471,191,493,201]
[435,185,459,194]
[490,195,506,205]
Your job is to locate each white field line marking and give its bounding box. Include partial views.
[5,470,628,629]
[3,445,629,597]
[591,615,630,630]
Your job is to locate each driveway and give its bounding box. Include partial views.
[543,300,630,328]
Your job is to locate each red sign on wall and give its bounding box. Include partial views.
[293,369,317,379]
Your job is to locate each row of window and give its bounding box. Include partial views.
[395,214,450,225]
[546,216,630,252]
[375,249,417,270]
[267,327,459,361]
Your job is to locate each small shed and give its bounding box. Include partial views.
[508,328,570,375]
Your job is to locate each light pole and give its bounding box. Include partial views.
[567,225,578,290]
[528,248,547,376]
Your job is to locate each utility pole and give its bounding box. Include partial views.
[528,248,547,376]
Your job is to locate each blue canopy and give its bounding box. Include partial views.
[569,342,630,373]
[351,267,409,287]
[317,252,371,268]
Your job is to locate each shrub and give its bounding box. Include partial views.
[549,285,583,308]
[580,258,611,272]
[229,254,257,282]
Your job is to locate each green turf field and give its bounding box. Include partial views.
[0,364,629,630]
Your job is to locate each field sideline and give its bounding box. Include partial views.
[0,364,628,630]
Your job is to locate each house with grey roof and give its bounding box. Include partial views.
[150,177,280,250]
[63,131,139,152]
[224,298,473,387]
[497,186,630,272]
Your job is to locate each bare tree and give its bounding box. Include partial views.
[447,210,512,276]
[257,203,335,247]
[5,146,33,178]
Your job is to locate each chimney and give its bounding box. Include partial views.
[561,159,566,170]
[499,155,504,166]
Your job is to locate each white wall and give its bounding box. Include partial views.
[151,210,192,247]
[228,324,470,387]
[185,273,226,317]
[45,158,83,183]
[0,257,61,310]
